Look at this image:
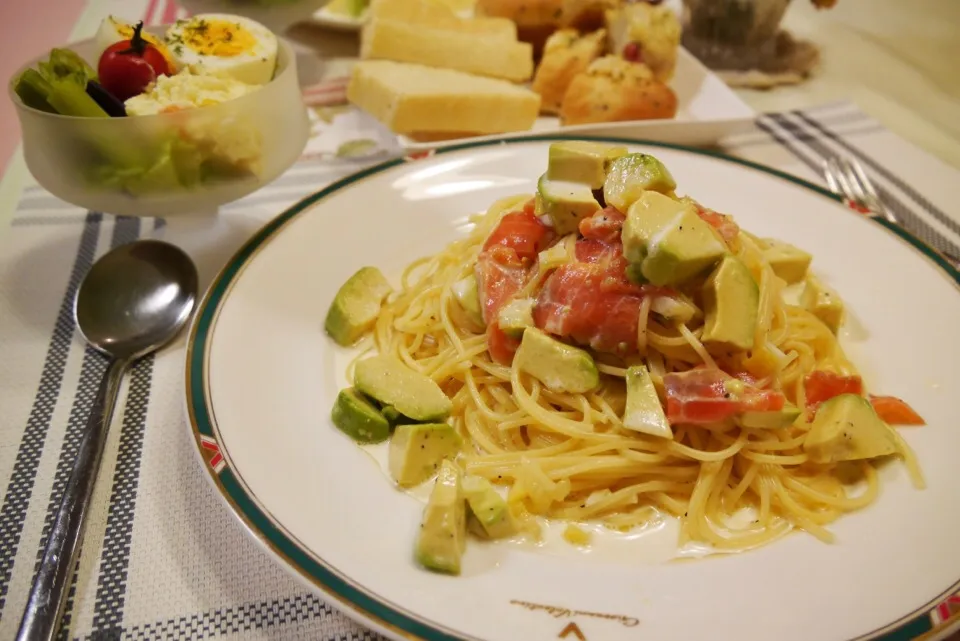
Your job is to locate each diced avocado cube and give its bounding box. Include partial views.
[331,388,390,443]
[451,274,485,328]
[763,239,812,284]
[803,394,898,463]
[354,355,452,422]
[536,174,602,235]
[414,460,467,575]
[390,423,462,487]
[800,276,844,333]
[649,294,700,325]
[547,141,628,189]
[324,267,392,346]
[623,365,672,439]
[622,191,726,287]
[462,475,517,539]
[497,298,535,338]
[700,256,759,352]
[602,153,677,212]
[381,405,420,426]
[515,328,599,394]
[737,403,801,429]
[538,236,574,272]
[625,262,646,285]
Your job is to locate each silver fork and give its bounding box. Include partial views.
[822,156,960,268]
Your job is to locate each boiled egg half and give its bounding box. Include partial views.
[94,15,177,70]
[164,14,278,86]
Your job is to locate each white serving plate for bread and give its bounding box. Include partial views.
[395,48,756,151]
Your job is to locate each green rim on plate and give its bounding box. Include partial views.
[185,135,960,641]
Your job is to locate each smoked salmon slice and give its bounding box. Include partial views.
[691,201,740,246]
[664,368,785,425]
[578,206,625,243]
[475,209,553,364]
[533,262,646,355]
[482,210,553,263]
[533,209,671,356]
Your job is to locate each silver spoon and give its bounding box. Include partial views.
[17,240,199,641]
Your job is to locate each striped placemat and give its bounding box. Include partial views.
[1,73,959,641]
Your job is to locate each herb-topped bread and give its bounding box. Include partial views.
[559,55,677,125]
[532,28,606,114]
[604,2,681,82]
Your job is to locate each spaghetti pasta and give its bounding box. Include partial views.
[336,154,925,556]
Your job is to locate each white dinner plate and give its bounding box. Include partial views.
[186,137,960,641]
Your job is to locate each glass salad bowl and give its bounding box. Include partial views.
[9,28,310,218]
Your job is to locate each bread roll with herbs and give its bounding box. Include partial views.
[475,0,613,57]
[605,2,681,82]
[559,55,678,125]
[531,28,606,114]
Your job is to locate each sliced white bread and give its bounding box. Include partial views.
[347,60,541,135]
[360,18,534,82]
[369,0,518,39]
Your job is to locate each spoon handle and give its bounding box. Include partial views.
[17,357,127,641]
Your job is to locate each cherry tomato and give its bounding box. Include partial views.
[97,21,171,102]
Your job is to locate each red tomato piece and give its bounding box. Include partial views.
[664,369,785,425]
[804,371,863,409]
[869,395,925,426]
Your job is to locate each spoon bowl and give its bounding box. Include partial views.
[75,241,199,360]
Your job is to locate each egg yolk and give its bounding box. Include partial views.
[178,19,257,57]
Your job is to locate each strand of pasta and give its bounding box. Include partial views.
[362,193,919,555]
